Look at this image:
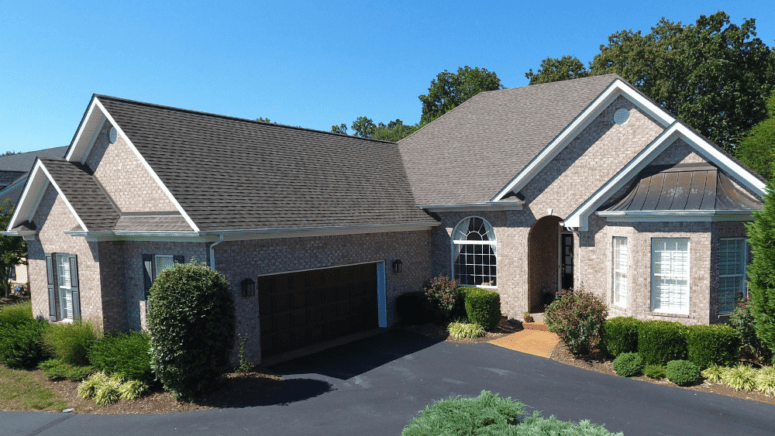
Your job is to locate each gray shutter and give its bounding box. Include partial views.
[45,253,57,321]
[69,255,81,320]
[143,254,153,300]
[173,255,184,266]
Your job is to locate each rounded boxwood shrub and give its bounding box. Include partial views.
[463,288,501,331]
[396,292,431,325]
[666,360,701,386]
[0,319,50,369]
[613,352,644,377]
[43,320,99,367]
[88,331,153,383]
[686,324,741,369]
[637,320,687,365]
[600,317,641,358]
[147,261,235,400]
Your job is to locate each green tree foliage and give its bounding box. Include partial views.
[0,200,27,297]
[525,55,590,85]
[331,117,418,141]
[746,179,775,360]
[736,90,775,180]
[419,66,503,124]
[331,123,348,134]
[526,12,775,153]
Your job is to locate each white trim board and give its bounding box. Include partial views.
[563,122,766,231]
[491,79,676,202]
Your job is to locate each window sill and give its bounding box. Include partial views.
[648,311,690,319]
[458,285,497,290]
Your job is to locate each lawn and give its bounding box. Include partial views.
[0,364,68,412]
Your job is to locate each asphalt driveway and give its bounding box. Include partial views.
[4,329,775,436]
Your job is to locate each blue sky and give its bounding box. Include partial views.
[1,1,774,153]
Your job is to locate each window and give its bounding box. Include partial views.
[613,237,628,307]
[143,254,183,301]
[155,255,175,277]
[651,239,690,314]
[45,253,80,322]
[452,217,496,287]
[718,238,747,314]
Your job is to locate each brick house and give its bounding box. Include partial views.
[2,74,765,363]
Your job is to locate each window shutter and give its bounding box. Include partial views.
[173,255,184,266]
[69,255,81,320]
[142,254,154,300]
[45,253,57,321]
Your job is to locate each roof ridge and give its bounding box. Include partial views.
[483,73,621,95]
[94,94,399,145]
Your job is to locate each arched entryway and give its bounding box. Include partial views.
[528,216,573,312]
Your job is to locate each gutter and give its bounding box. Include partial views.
[209,234,224,270]
[418,202,524,212]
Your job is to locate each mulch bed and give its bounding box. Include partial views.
[35,367,284,414]
[549,341,775,406]
[400,317,523,344]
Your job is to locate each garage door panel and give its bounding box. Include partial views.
[290,291,306,309]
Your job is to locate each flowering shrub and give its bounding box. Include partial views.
[544,286,608,355]
[728,296,772,362]
[424,276,460,323]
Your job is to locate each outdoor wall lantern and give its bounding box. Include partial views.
[241,278,256,298]
[392,259,403,274]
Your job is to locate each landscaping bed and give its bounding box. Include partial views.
[0,363,284,414]
[401,316,521,344]
[550,340,775,406]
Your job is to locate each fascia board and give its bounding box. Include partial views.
[65,98,103,162]
[491,80,675,202]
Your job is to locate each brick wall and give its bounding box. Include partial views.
[214,230,432,363]
[86,121,178,213]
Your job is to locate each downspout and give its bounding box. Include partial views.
[209,234,224,270]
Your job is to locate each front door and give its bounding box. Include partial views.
[561,233,574,291]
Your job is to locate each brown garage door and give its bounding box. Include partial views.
[258,263,379,357]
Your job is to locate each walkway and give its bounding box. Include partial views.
[489,322,559,357]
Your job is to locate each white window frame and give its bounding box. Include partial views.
[612,237,628,308]
[718,238,748,315]
[56,254,74,321]
[155,255,175,278]
[451,216,497,288]
[651,238,691,315]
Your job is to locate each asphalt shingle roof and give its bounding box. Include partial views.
[97,96,437,232]
[398,74,620,205]
[39,157,120,231]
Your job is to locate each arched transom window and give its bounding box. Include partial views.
[452,217,497,287]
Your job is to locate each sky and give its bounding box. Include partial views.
[1,1,774,153]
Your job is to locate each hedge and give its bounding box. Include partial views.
[638,320,687,365]
[88,331,153,383]
[396,292,431,325]
[686,324,740,369]
[462,288,501,331]
[43,321,99,367]
[600,317,641,357]
[0,319,50,369]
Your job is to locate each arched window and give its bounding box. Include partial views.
[452,217,497,287]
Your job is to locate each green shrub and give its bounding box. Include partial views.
[38,358,94,381]
[43,321,98,367]
[78,372,125,406]
[637,320,687,365]
[544,287,608,356]
[88,331,152,382]
[721,364,757,391]
[462,288,501,331]
[728,296,772,361]
[0,300,33,326]
[701,365,726,382]
[396,292,432,325]
[666,360,701,386]
[424,276,460,323]
[612,352,644,377]
[754,366,775,396]
[0,319,50,369]
[447,321,485,339]
[147,261,236,400]
[644,364,666,379]
[402,391,621,436]
[685,324,740,369]
[117,380,149,400]
[600,317,641,358]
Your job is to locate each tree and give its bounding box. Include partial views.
[525,56,590,85]
[372,119,419,142]
[745,175,775,360]
[736,90,775,180]
[1,151,20,156]
[419,66,503,124]
[0,200,27,297]
[350,116,377,138]
[331,123,348,135]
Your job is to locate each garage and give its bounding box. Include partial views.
[258,263,383,357]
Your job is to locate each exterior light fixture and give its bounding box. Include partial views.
[392,259,403,274]
[241,278,256,298]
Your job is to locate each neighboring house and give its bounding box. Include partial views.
[0,147,68,291]
[2,75,765,363]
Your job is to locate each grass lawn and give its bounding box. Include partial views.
[0,364,68,412]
